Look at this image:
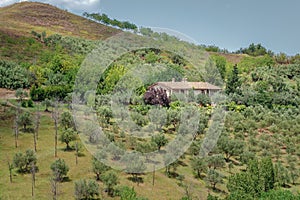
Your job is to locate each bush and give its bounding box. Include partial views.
[74,179,99,200]
[13,149,37,173]
[0,60,30,89]
[50,158,69,182]
[27,99,34,107]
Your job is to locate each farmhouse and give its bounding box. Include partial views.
[150,78,221,97]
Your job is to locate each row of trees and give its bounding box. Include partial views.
[83,12,137,31]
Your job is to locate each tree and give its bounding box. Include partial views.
[60,128,77,150]
[42,98,52,112]
[92,156,110,181]
[151,134,168,150]
[7,158,13,183]
[206,154,225,170]
[260,157,275,192]
[217,136,244,162]
[15,88,28,102]
[52,101,59,157]
[101,171,119,196]
[97,106,113,126]
[74,179,99,200]
[227,158,276,199]
[18,112,33,131]
[50,158,69,182]
[144,87,170,107]
[196,93,211,106]
[225,64,240,95]
[191,156,207,178]
[60,111,75,130]
[14,105,20,148]
[212,54,227,80]
[205,169,223,190]
[275,162,291,187]
[13,149,37,173]
[121,152,146,185]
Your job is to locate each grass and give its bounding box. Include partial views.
[2,101,299,199]
[0,2,120,41]
[0,104,211,200]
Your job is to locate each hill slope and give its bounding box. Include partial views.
[0,2,120,40]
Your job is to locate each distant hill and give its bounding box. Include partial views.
[0,2,120,40]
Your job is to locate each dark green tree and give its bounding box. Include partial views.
[60,128,77,150]
[151,134,168,150]
[92,156,110,181]
[18,112,33,131]
[74,179,99,200]
[13,149,37,173]
[191,156,207,178]
[225,65,240,95]
[101,171,119,196]
[50,158,69,182]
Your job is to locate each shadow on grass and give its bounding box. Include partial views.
[128,176,144,185]
[166,171,179,178]
[62,176,72,182]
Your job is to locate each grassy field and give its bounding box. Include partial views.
[0,102,214,200]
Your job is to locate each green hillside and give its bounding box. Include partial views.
[0,2,300,200]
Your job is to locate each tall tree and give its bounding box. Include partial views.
[225,64,241,95]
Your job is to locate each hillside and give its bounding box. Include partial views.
[0,2,120,40]
[1,2,300,200]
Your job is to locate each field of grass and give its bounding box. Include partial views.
[0,102,214,200]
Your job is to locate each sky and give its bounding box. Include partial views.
[1,0,300,55]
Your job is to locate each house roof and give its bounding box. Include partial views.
[153,81,221,90]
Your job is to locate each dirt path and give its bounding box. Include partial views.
[0,88,17,99]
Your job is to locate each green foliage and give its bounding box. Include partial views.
[206,154,225,170]
[18,111,33,131]
[60,128,77,150]
[275,162,291,187]
[92,156,110,181]
[226,64,241,95]
[151,134,168,150]
[101,171,119,196]
[0,60,30,89]
[227,158,276,199]
[211,54,227,80]
[237,43,273,57]
[205,169,224,190]
[97,106,113,125]
[217,136,244,162]
[60,111,75,130]
[84,12,137,31]
[191,156,207,178]
[50,158,69,182]
[260,189,300,200]
[238,55,275,73]
[196,93,211,106]
[121,152,146,183]
[97,65,127,94]
[74,179,99,200]
[13,149,37,173]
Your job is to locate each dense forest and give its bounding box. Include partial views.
[0,2,300,200]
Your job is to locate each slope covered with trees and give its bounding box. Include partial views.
[0,2,300,200]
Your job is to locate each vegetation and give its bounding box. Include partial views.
[1,2,300,200]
